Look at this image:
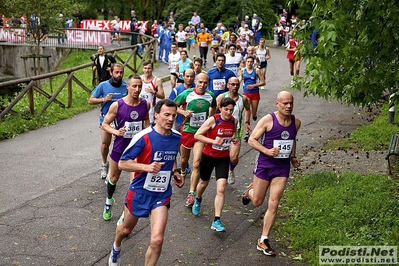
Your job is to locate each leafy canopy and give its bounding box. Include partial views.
[291,0,399,106]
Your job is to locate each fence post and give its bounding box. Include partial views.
[389,93,395,123]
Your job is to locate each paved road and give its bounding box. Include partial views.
[0,46,367,265]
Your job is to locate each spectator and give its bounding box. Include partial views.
[191,12,200,31]
[73,10,83,28]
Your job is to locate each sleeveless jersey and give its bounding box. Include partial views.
[243,68,259,94]
[177,59,192,80]
[222,92,244,131]
[121,126,181,197]
[174,88,216,133]
[112,98,149,155]
[225,53,242,77]
[254,112,297,170]
[203,113,235,158]
[140,75,158,123]
[168,52,180,74]
[256,47,267,63]
[186,27,196,40]
[239,38,248,51]
[211,35,220,48]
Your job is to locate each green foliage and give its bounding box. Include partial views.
[290,0,399,106]
[275,172,399,265]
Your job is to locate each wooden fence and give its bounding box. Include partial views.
[0,34,158,119]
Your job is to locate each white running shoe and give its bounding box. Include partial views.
[228,171,235,184]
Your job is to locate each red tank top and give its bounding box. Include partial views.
[203,113,235,158]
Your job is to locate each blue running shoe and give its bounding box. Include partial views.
[186,165,191,174]
[211,220,226,232]
[192,199,201,216]
[108,246,121,266]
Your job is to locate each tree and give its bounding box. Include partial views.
[3,0,81,75]
[291,0,399,106]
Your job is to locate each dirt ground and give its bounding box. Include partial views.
[293,104,390,177]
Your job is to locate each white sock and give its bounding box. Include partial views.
[113,242,121,251]
[260,235,268,242]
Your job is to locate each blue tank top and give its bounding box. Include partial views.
[255,112,297,169]
[112,98,149,155]
[243,68,259,93]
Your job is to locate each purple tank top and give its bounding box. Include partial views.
[112,98,149,155]
[255,112,297,169]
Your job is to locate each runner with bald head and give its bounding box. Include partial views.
[216,77,251,184]
[173,73,216,207]
[241,90,301,256]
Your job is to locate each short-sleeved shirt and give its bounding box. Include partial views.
[207,67,236,97]
[121,126,181,197]
[174,88,216,133]
[91,80,128,122]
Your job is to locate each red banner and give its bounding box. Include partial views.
[81,19,148,32]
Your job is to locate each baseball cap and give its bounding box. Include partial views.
[244,24,248,28]
[188,21,193,25]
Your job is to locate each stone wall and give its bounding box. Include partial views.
[0,45,67,79]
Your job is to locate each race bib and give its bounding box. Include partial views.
[273,139,294,158]
[143,170,171,192]
[258,55,266,62]
[123,121,142,138]
[189,112,206,127]
[200,41,207,47]
[212,137,232,150]
[212,40,219,45]
[212,79,226,91]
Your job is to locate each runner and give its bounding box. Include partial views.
[255,38,271,90]
[239,55,265,126]
[207,53,236,98]
[191,97,239,233]
[210,29,222,67]
[88,63,127,180]
[241,91,301,257]
[185,21,197,57]
[140,60,165,124]
[173,73,216,207]
[168,43,181,89]
[216,77,251,184]
[175,24,188,52]
[101,75,150,221]
[196,27,211,67]
[176,50,193,84]
[107,99,184,266]
[224,43,243,77]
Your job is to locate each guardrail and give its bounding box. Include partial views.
[0,32,158,119]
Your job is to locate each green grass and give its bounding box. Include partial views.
[325,104,399,151]
[0,49,149,139]
[275,172,399,265]
[274,103,399,265]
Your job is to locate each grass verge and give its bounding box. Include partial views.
[0,49,148,139]
[275,103,399,264]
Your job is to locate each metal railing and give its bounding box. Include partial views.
[0,27,149,50]
[0,32,158,119]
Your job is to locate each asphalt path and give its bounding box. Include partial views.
[0,45,367,265]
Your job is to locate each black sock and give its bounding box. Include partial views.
[214,216,220,222]
[196,197,202,202]
[107,181,116,199]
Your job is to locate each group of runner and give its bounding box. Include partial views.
[88,17,301,263]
